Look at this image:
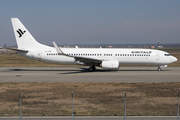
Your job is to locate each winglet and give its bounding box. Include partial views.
[52,41,65,55]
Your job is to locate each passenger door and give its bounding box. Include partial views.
[156,52,160,60]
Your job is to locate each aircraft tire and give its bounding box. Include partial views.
[89,67,94,72]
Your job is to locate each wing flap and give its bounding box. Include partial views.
[74,56,102,64]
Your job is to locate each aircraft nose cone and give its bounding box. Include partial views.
[172,56,178,62]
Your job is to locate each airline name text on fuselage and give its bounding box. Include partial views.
[131,51,152,54]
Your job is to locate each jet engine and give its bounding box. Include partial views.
[101,60,119,70]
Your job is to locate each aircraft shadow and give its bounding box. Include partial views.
[60,69,170,74]
[5,68,170,75]
[6,68,89,72]
[58,68,117,74]
[7,68,118,74]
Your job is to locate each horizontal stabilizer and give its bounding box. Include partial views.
[4,47,28,52]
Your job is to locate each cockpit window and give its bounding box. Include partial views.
[164,54,170,56]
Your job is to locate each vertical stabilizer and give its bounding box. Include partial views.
[11,18,40,50]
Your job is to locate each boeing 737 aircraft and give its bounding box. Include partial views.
[7,18,177,71]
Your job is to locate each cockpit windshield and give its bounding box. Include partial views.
[164,54,170,56]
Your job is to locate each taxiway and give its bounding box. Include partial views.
[0,67,179,82]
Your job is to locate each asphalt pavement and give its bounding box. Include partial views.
[0,67,180,83]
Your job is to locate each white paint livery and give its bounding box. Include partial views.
[11,18,177,71]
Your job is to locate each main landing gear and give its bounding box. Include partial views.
[157,66,161,71]
[88,66,96,72]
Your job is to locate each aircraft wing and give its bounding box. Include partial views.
[73,56,102,64]
[53,41,102,65]
[4,47,28,52]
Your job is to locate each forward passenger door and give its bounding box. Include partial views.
[156,52,160,60]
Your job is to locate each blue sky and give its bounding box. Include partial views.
[0,0,180,46]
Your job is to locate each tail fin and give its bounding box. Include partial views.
[11,18,40,50]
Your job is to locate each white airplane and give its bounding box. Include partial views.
[7,18,177,72]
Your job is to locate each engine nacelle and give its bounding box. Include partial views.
[101,60,119,70]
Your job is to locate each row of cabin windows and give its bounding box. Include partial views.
[47,53,150,57]
[47,53,58,55]
[67,53,102,56]
[115,54,150,56]
[47,53,102,56]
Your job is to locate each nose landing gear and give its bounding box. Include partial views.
[157,65,167,71]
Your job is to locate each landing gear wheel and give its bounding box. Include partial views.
[89,67,94,72]
[88,66,96,72]
[158,67,161,71]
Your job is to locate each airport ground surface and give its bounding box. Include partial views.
[1,67,180,117]
[0,67,180,82]
[0,116,178,120]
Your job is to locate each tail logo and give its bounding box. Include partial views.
[17,29,26,37]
